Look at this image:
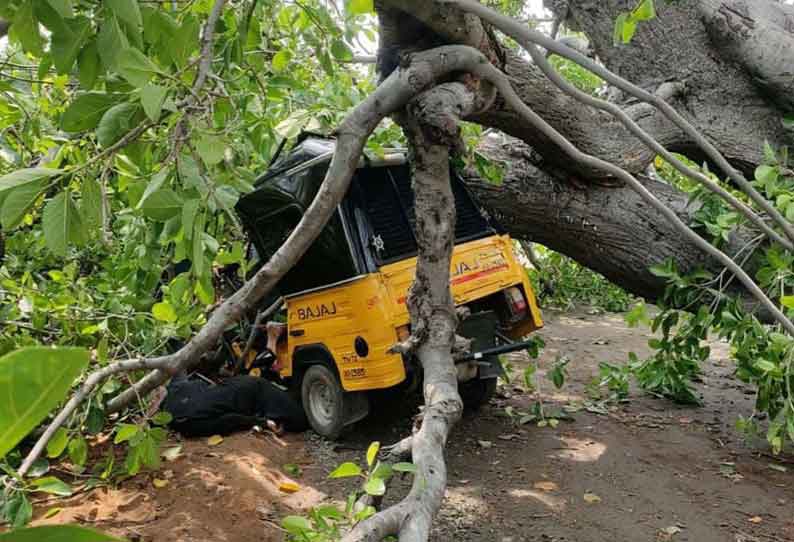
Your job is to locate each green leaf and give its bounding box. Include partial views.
[363,477,386,496]
[46,427,70,458]
[621,19,638,43]
[196,134,226,166]
[330,39,353,61]
[370,462,393,480]
[192,212,206,277]
[0,348,89,460]
[10,1,44,56]
[114,423,139,444]
[366,441,380,468]
[78,40,101,89]
[151,411,173,426]
[137,170,169,209]
[62,93,125,132]
[31,476,73,497]
[782,296,794,309]
[164,14,199,68]
[105,0,142,28]
[754,359,777,373]
[85,407,105,434]
[392,462,417,473]
[7,492,33,528]
[81,178,104,233]
[755,164,778,185]
[97,15,129,70]
[68,435,88,467]
[117,47,159,87]
[141,188,182,221]
[47,0,75,19]
[140,83,168,121]
[96,102,141,148]
[631,0,656,21]
[281,516,312,535]
[152,301,178,323]
[42,192,84,257]
[348,0,374,15]
[182,198,200,240]
[51,16,91,74]
[0,525,122,542]
[271,50,292,72]
[328,462,362,478]
[0,168,62,196]
[613,12,628,46]
[783,115,794,130]
[1,179,45,230]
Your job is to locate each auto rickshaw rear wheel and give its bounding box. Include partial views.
[460,377,498,410]
[301,364,346,439]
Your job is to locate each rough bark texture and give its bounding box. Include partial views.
[376,0,794,310]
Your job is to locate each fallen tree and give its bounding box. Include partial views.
[3,0,793,539]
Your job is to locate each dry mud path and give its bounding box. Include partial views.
[33,309,794,541]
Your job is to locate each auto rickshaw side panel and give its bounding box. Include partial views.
[279,275,407,392]
[379,234,543,333]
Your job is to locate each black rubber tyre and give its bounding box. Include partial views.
[460,378,498,410]
[301,364,346,439]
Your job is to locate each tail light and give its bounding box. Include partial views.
[504,286,528,322]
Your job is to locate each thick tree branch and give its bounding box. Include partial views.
[345,85,467,542]
[699,0,794,110]
[522,39,793,252]
[446,0,794,248]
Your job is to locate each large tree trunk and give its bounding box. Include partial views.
[420,0,794,313]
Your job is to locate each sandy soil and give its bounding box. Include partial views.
[30,309,794,541]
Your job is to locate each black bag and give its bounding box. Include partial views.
[163,375,307,437]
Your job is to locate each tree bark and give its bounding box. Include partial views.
[464,136,775,320]
[374,0,794,316]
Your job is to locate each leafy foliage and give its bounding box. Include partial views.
[0,0,395,529]
[282,442,416,541]
[602,149,794,453]
[526,246,634,313]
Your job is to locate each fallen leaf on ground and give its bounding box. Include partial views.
[533,481,558,492]
[768,463,788,473]
[152,478,169,489]
[583,492,601,504]
[498,434,519,441]
[207,435,224,446]
[43,508,61,519]
[162,446,182,462]
[658,525,682,539]
[279,481,300,493]
[748,516,763,524]
[478,440,493,449]
[283,463,303,477]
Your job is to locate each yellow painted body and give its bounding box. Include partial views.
[276,234,543,392]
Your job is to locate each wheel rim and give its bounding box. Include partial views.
[308,376,336,428]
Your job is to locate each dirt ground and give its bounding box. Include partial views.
[32,308,794,541]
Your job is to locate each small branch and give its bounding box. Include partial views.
[237,297,284,372]
[190,0,228,101]
[18,357,171,476]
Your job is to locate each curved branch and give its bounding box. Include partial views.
[445,0,794,248]
[345,84,469,542]
[104,45,504,414]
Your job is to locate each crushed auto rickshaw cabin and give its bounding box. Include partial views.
[235,136,543,438]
